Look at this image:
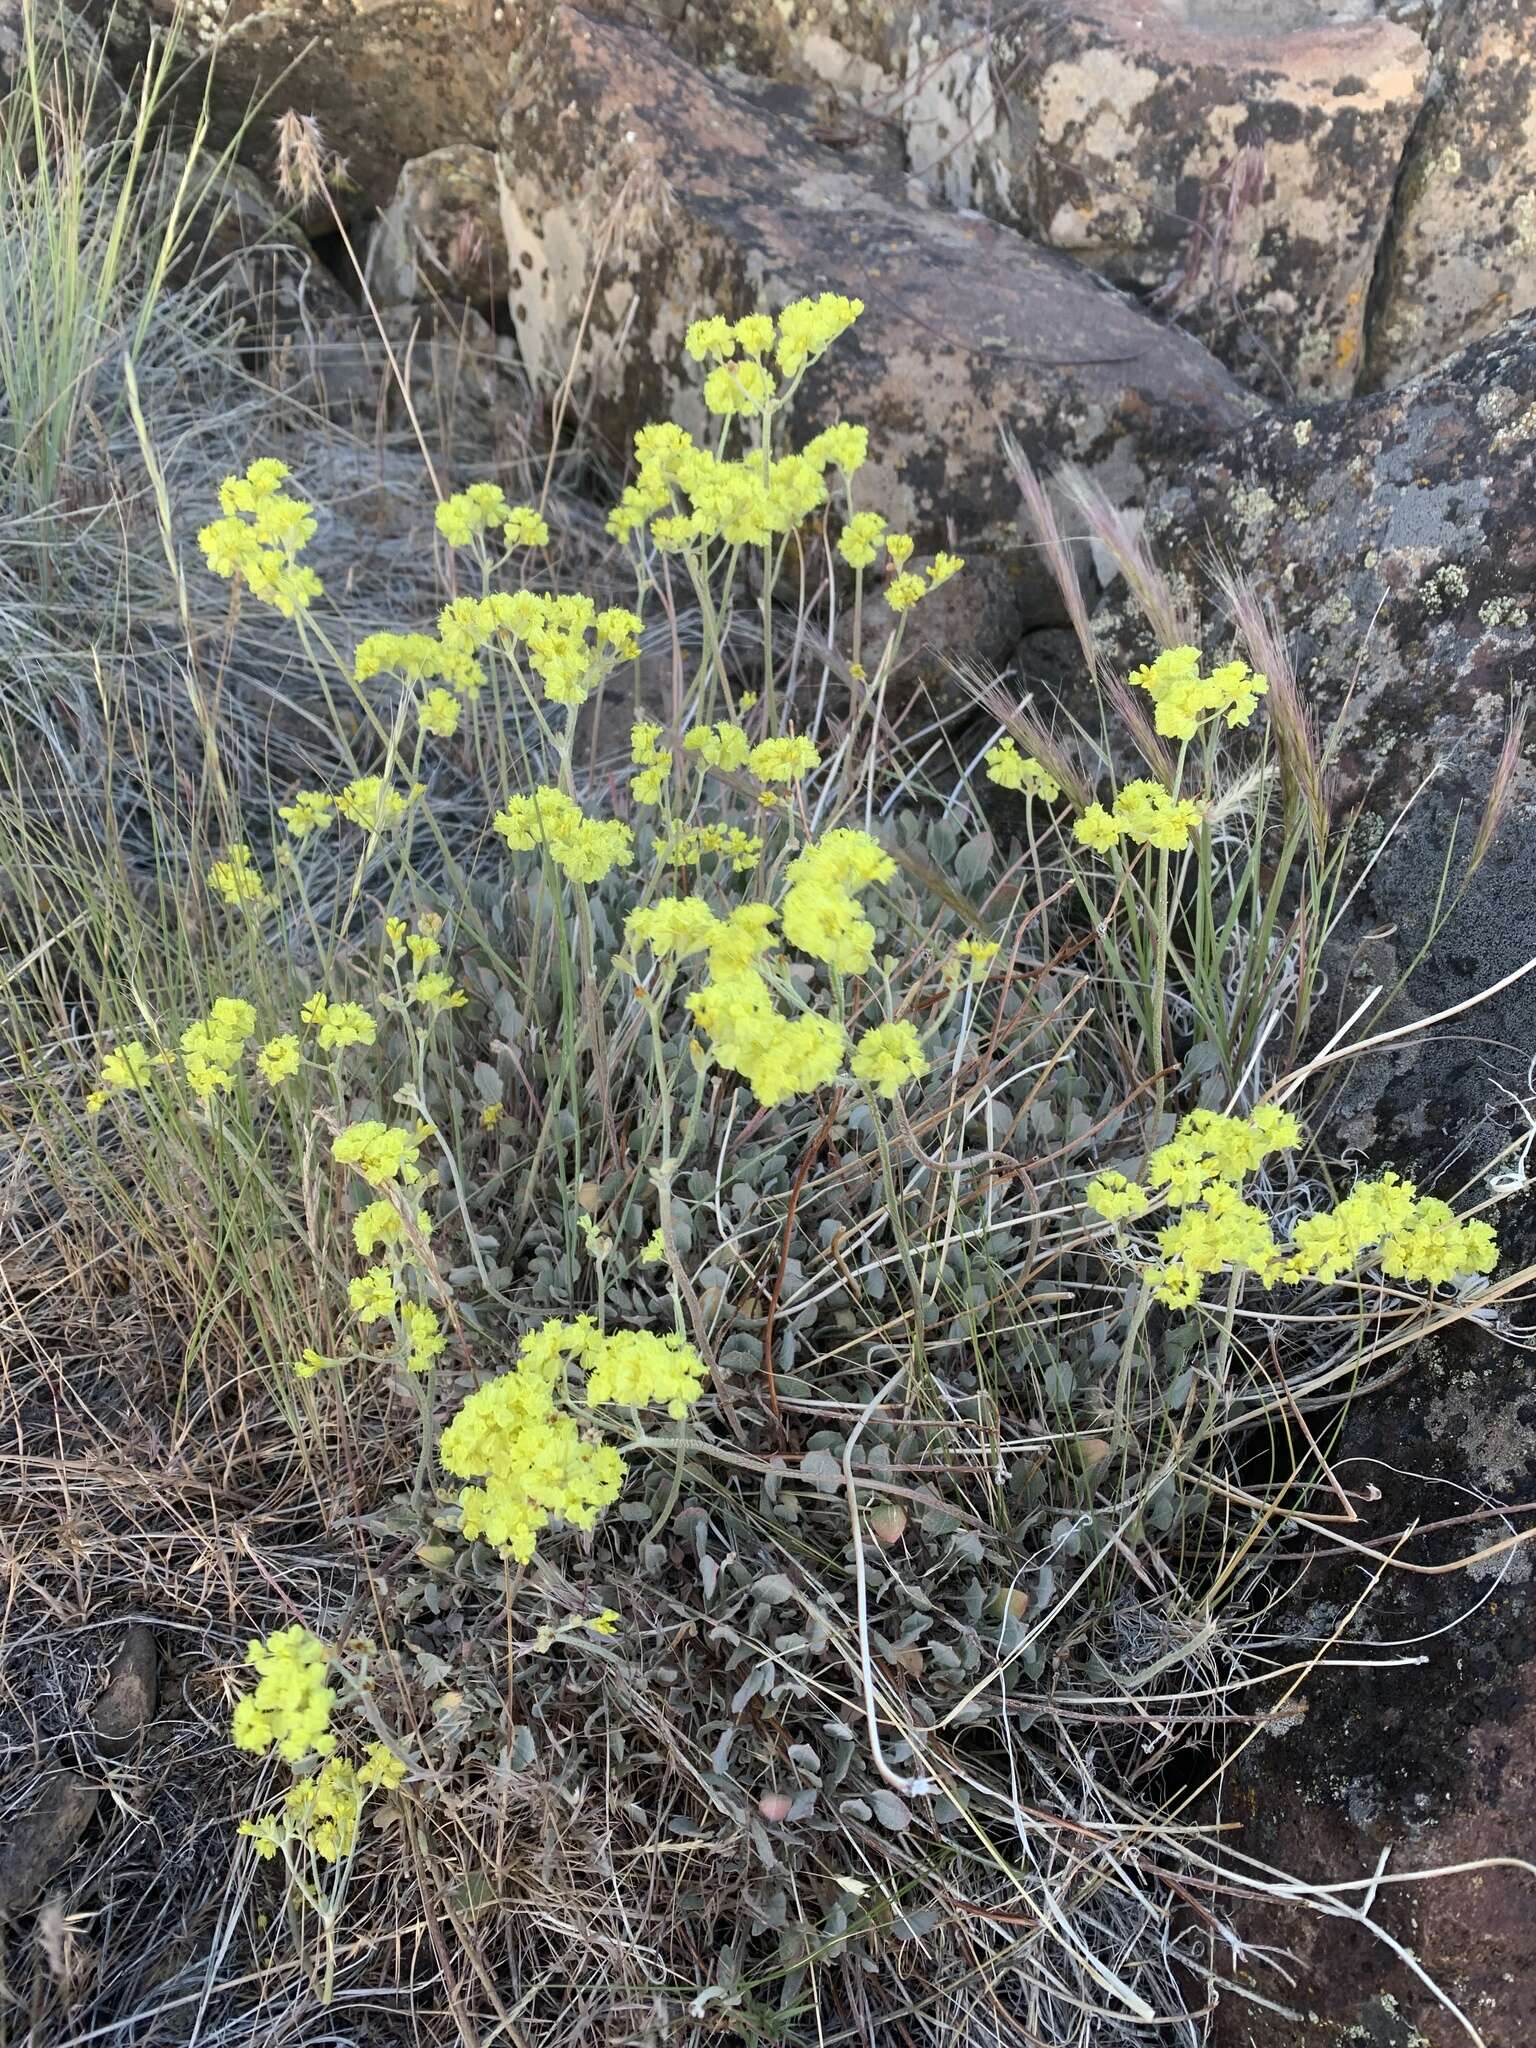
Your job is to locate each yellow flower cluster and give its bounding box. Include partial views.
[677,720,820,787]
[87,1035,168,1110]
[179,996,257,1099]
[353,1195,429,1258]
[240,1743,406,1865]
[1075,779,1204,854]
[230,1625,336,1763]
[338,776,423,831]
[627,828,919,1109]
[256,1033,301,1083]
[627,893,843,1106]
[207,843,271,910]
[333,1120,423,1188]
[434,481,549,550]
[984,739,1061,800]
[1130,646,1268,742]
[198,459,323,618]
[631,721,671,804]
[1149,1106,1302,1202]
[690,970,845,1107]
[300,992,376,1053]
[438,590,641,709]
[948,936,1000,984]
[780,827,896,975]
[627,895,778,979]
[440,1317,705,1563]
[608,420,829,551]
[1288,1174,1497,1288]
[1154,1181,1285,1304]
[1084,1170,1148,1223]
[493,785,634,884]
[850,1019,929,1099]
[885,550,963,614]
[1143,1108,1300,1304]
[89,994,317,1110]
[683,294,862,378]
[658,822,763,872]
[1084,1108,1498,1306]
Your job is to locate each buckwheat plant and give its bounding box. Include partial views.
[62,295,1519,2038]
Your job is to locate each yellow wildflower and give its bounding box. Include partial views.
[802,422,867,475]
[1074,804,1122,853]
[349,1266,397,1323]
[278,790,334,840]
[418,687,461,738]
[207,843,270,910]
[1112,779,1204,853]
[301,994,376,1052]
[984,738,1060,800]
[230,1624,335,1764]
[748,735,820,782]
[333,1120,423,1188]
[774,292,863,376]
[704,359,776,416]
[851,1018,928,1099]
[684,721,753,771]
[1085,1171,1148,1224]
[435,482,511,546]
[256,1034,302,1084]
[503,505,550,546]
[685,315,735,363]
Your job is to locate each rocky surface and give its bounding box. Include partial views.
[497,4,1255,559]
[0,1627,158,1916]
[1211,1323,1536,2048]
[368,144,510,309]
[983,1,1429,400]
[1114,311,1536,2045]
[1133,311,1536,1154]
[123,0,529,226]
[1366,0,1536,388]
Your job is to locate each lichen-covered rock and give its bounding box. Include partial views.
[986,0,1430,399]
[1210,1323,1536,2048]
[662,0,913,93]
[126,0,528,226]
[496,4,1255,563]
[367,145,509,308]
[1366,0,1536,388]
[1108,312,1536,2043]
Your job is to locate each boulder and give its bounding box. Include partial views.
[1130,310,1536,1143]
[367,144,510,309]
[1101,312,1536,2044]
[1366,0,1536,389]
[0,1626,158,1916]
[496,4,1257,564]
[985,0,1430,400]
[1210,1323,1536,2048]
[659,0,913,92]
[124,0,528,227]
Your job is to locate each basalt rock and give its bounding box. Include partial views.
[1129,312,1536,1162]
[367,144,510,309]
[122,0,529,228]
[1101,311,1536,2045]
[986,0,1430,401]
[1366,0,1536,389]
[496,4,1256,567]
[1209,1321,1536,2048]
